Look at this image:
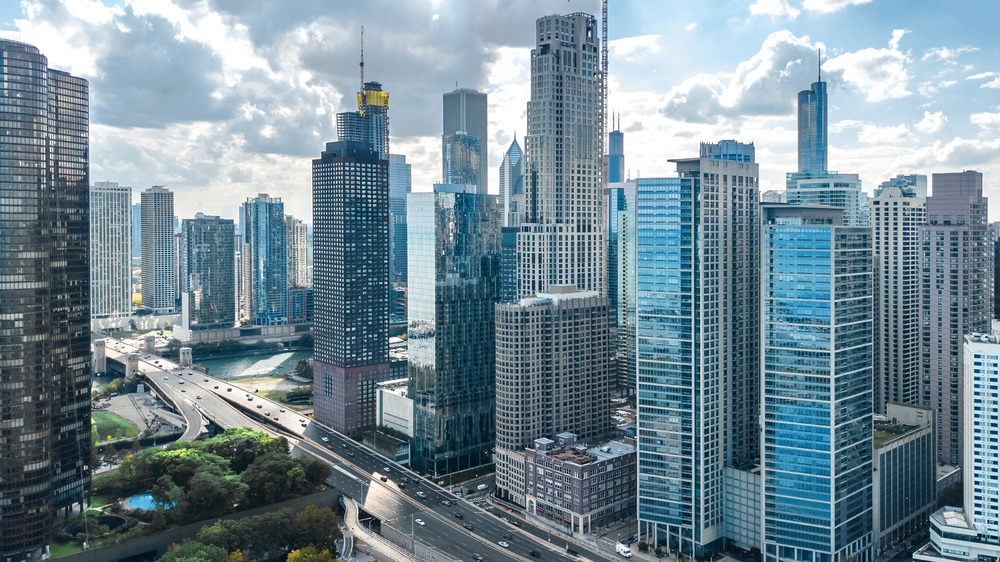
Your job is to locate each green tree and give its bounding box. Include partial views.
[198,509,306,560]
[160,540,228,562]
[201,427,288,474]
[287,546,336,562]
[182,471,248,523]
[296,505,341,551]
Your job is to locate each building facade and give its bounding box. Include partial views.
[312,141,390,435]
[797,77,827,174]
[921,171,992,466]
[608,180,636,397]
[389,153,411,286]
[178,214,235,331]
[242,194,287,325]
[499,138,524,228]
[141,185,177,313]
[0,40,91,561]
[407,185,501,475]
[90,182,133,318]
[872,181,926,412]
[500,226,518,303]
[442,87,487,194]
[337,81,389,159]
[761,203,874,562]
[524,433,636,534]
[607,123,624,183]
[634,142,760,556]
[285,214,309,288]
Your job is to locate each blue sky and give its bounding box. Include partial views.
[2,0,998,220]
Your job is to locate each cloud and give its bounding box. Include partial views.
[916,111,947,134]
[857,123,912,144]
[801,0,875,13]
[982,77,1000,89]
[922,45,979,62]
[610,35,661,60]
[966,71,997,80]
[825,30,910,102]
[684,22,697,31]
[970,110,1000,130]
[749,0,800,19]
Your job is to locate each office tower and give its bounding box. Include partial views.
[608,179,636,396]
[798,66,827,174]
[312,141,390,434]
[608,117,624,183]
[131,202,142,257]
[389,154,411,285]
[519,12,604,297]
[234,233,244,324]
[494,11,612,508]
[179,214,235,330]
[872,177,926,413]
[241,194,287,325]
[286,214,309,288]
[0,40,91,561]
[994,225,1000,321]
[761,203,874,562]
[337,81,389,159]
[494,285,614,506]
[141,186,177,313]
[921,171,992,466]
[407,184,501,475]
[443,88,488,194]
[499,137,524,227]
[90,182,133,318]
[876,174,928,198]
[634,141,760,556]
[500,226,518,302]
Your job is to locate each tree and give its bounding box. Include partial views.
[296,505,341,551]
[287,546,336,562]
[160,540,228,562]
[637,542,649,553]
[228,551,245,562]
[198,509,306,560]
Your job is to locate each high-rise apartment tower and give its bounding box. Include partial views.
[141,186,177,313]
[90,182,133,318]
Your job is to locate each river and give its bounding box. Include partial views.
[195,349,313,380]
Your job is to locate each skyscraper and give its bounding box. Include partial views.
[141,186,177,313]
[634,141,760,556]
[312,141,390,435]
[407,184,501,475]
[285,214,309,288]
[499,137,524,227]
[131,202,142,258]
[963,328,1000,542]
[872,176,926,413]
[921,171,992,465]
[608,179,636,396]
[761,203,874,562]
[607,117,624,183]
[519,12,605,297]
[90,182,133,318]
[179,214,236,331]
[242,194,287,325]
[389,153,411,285]
[0,39,91,561]
[337,81,389,159]
[494,11,612,507]
[797,65,827,174]
[443,87,488,194]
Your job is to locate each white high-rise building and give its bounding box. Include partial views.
[286,214,309,288]
[141,185,176,313]
[872,178,925,413]
[90,181,132,318]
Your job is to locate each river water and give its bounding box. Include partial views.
[196,349,313,380]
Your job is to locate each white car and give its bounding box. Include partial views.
[414,518,425,526]
[321,437,329,442]
[416,492,427,498]
[498,541,510,548]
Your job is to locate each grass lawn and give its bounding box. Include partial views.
[49,541,82,559]
[89,495,113,508]
[92,411,137,442]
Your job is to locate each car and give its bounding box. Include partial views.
[498,541,509,548]
[213,385,219,389]
[273,416,280,421]
[442,500,452,506]
[299,418,306,423]
[398,482,406,489]
[342,443,348,448]
[247,396,253,401]
[383,466,390,473]
[264,412,269,416]
[327,445,334,450]
[380,475,388,482]
[178,381,184,384]
[180,389,186,393]
[203,378,208,382]
[163,377,168,380]
[279,408,285,413]
[529,551,541,558]
[414,518,425,526]
[454,513,464,519]
[256,404,263,409]
[502,533,512,540]
[302,422,308,427]
[321,437,329,442]
[416,492,427,498]
[463,524,473,531]
[348,451,355,457]
[472,553,483,560]
[227,388,232,392]
[196,395,202,400]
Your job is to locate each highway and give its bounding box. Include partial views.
[98,337,614,562]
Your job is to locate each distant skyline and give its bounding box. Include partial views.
[2,0,998,221]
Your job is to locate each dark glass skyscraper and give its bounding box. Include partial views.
[312,141,390,435]
[797,77,828,174]
[407,185,501,475]
[607,121,624,183]
[179,214,236,330]
[0,40,91,561]
[443,88,487,194]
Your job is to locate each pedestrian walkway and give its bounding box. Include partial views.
[343,498,418,562]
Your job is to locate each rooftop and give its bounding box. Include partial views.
[873,421,921,449]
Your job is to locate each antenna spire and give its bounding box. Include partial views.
[817,48,822,82]
[360,26,365,92]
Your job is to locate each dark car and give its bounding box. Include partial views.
[463,523,473,531]
[529,551,541,558]
[502,533,512,540]
[454,512,464,519]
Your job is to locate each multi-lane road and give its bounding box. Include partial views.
[99,338,614,562]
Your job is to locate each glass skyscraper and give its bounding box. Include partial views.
[389,153,411,286]
[499,138,524,227]
[337,81,389,159]
[407,184,501,476]
[608,124,624,183]
[635,141,759,557]
[179,214,236,330]
[0,39,91,561]
[443,88,487,194]
[608,180,636,396]
[798,78,827,174]
[761,204,874,562]
[442,132,482,191]
[241,194,287,325]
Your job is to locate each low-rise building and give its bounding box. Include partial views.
[376,378,414,438]
[524,432,636,535]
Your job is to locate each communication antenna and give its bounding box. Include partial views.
[360,26,365,93]
[818,48,821,82]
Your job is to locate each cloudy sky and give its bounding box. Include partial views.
[2,0,999,221]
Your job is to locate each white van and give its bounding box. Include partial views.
[616,543,633,558]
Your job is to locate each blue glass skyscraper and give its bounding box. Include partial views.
[798,73,827,174]
[608,117,624,183]
[241,194,287,325]
[761,203,873,562]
